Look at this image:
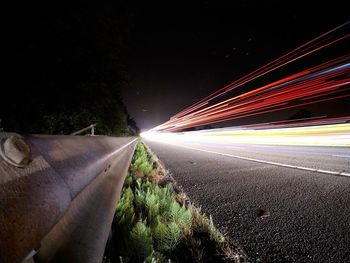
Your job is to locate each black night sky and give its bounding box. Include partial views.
[122,1,349,130]
[3,1,349,133]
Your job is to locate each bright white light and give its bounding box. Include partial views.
[141,131,183,142]
[141,123,350,147]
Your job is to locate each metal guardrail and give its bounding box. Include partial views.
[70,123,97,136]
[0,133,137,263]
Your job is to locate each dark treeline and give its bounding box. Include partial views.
[2,2,139,135]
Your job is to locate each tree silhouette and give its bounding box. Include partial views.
[3,2,138,135]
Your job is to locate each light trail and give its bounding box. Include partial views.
[151,22,350,133]
[141,122,350,147]
[142,140,350,177]
[171,22,350,120]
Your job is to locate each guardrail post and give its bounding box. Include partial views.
[70,124,97,136]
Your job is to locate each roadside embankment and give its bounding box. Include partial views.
[103,140,246,263]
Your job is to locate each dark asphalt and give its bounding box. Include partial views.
[145,140,350,262]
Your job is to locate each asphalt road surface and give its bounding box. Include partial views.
[145,139,350,262]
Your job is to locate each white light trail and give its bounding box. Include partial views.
[141,123,350,147]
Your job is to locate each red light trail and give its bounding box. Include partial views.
[151,22,350,132]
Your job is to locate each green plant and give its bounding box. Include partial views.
[132,143,153,176]
[164,201,192,233]
[115,187,135,228]
[130,221,153,258]
[153,221,181,252]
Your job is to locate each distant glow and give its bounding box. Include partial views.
[141,131,183,142]
[142,123,350,147]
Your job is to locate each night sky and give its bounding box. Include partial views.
[3,1,349,134]
[121,1,349,130]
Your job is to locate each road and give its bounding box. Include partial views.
[145,139,350,262]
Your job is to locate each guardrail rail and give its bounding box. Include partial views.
[0,133,137,263]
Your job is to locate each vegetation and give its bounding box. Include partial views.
[103,141,246,262]
[131,143,154,176]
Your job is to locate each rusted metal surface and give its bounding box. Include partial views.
[0,133,137,263]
